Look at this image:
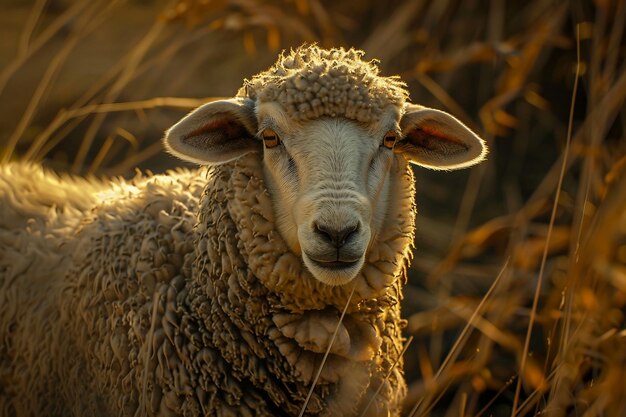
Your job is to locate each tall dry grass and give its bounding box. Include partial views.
[1,0,625,416]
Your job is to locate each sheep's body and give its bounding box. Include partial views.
[0,155,413,417]
[1,45,487,417]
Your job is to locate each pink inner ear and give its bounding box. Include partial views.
[185,117,249,141]
[407,126,465,150]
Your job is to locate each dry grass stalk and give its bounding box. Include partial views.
[511,23,582,417]
[406,259,510,417]
[298,282,356,417]
[360,336,415,417]
[2,0,121,164]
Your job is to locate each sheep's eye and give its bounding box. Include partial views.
[383,130,397,149]
[262,129,280,148]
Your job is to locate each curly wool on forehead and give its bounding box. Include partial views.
[236,45,410,123]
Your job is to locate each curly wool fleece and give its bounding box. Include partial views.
[238,45,409,123]
[0,153,415,416]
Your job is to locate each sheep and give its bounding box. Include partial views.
[0,45,486,417]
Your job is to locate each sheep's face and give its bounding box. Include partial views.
[165,97,486,286]
[256,102,400,285]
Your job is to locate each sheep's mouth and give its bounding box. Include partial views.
[307,257,360,271]
[302,252,364,285]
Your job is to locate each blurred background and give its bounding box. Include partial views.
[1,0,625,416]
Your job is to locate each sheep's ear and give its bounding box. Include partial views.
[164,97,260,164]
[396,104,487,170]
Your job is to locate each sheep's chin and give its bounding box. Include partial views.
[302,253,365,286]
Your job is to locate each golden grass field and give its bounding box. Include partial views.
[1,0,625,416]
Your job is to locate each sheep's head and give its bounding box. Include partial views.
[164,45,486,286]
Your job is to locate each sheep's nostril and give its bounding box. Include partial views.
[337,223,359,246]
[313,222,359,247]
[313,222,333,243]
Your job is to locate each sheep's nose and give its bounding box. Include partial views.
[313,222,360,247]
